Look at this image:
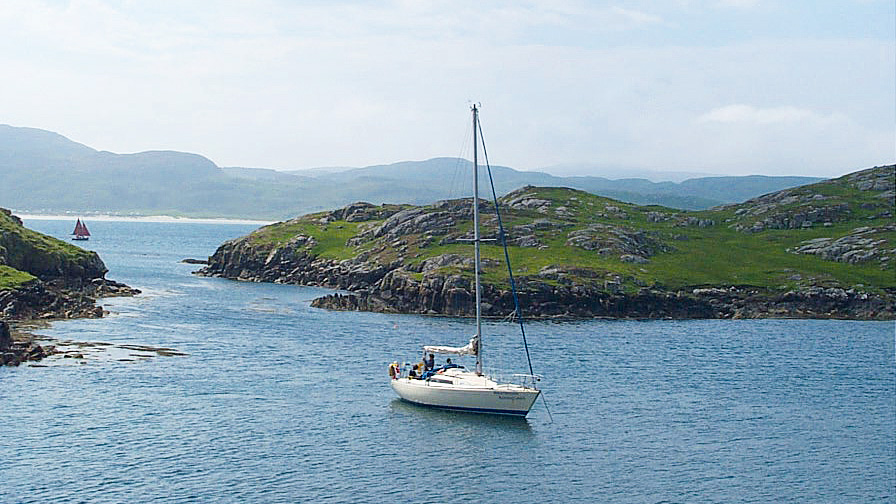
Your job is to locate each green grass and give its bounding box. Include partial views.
[0,265,36,290]
[426,190,893,291]
[248,218,364,260]
[0,210,99,273]
[227,167,895,294]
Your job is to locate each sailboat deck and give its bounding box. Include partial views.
[401,368,536,392]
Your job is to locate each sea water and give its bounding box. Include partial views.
[2,219,893,503]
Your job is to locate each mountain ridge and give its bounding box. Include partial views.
[1,124,832,219]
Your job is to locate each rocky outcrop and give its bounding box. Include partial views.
[364,205,458,240]
[790,224,895,267]
[310,273,719,319]
[0,277,138,321]
[320,202,405,223]
[566,224,671,262]
[0,208,140,332]
[688,286,894,320]
[732,202,851,232]
[0,319,55,366]
[311,279,894,320]
[844,165,895,195]
[198,236,391,292]
[723,165,894,233]
[197,176,894,321]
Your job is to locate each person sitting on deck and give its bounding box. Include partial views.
[421,357,464,380]
[423,353,434,371]
[435,358,461,374]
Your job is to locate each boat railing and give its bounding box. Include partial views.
[487,370,541,388]
[511,373,542,388]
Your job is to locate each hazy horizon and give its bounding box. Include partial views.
[2,1,893,180]
[3,121,857,183]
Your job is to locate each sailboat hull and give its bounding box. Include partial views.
[391,375,539,416]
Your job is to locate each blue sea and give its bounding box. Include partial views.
[2,218,894,503]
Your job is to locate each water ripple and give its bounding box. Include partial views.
[3,221,892,503]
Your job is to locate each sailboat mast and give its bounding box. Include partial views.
[472,105,483,375]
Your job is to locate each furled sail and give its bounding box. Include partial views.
[424,335,479,356]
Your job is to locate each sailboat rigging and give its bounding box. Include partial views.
[389,105,541,416]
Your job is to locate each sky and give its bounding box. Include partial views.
[1,0,893,179]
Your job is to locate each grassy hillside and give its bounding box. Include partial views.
[0,208,106,287]
[240,165,894,295]
[0,265,35,290]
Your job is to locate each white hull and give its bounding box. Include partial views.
[391,369,539,416]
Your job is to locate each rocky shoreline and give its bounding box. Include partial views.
[0,279,141,366]
[1,207,142,365]
[0,277,139,321]
[1,320,52,366]
[196,166,894,321]
[310,282,895,321]
[197,236,894,320]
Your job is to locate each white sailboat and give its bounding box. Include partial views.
[390,105,541,416]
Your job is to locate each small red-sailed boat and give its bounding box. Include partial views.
[72,219,90,241]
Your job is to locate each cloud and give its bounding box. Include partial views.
[697,105,839,125]
[0,1,891,179]
[608,6,665,28]
[715,0,763,8]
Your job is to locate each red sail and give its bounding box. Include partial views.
[73,219,90,237]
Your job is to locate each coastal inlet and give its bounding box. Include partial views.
[3,218,891,503]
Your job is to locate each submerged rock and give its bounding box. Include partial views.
[0,320,56,366]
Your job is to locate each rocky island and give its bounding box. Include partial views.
[0,208,139,365]
[197,165,895,320]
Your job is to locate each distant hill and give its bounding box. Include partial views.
[1,124,829,219]
[537,162,716,181]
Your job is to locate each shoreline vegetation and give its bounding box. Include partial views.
[197,165,895,321]
[2,165,893,368]
[0,208,141,366]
